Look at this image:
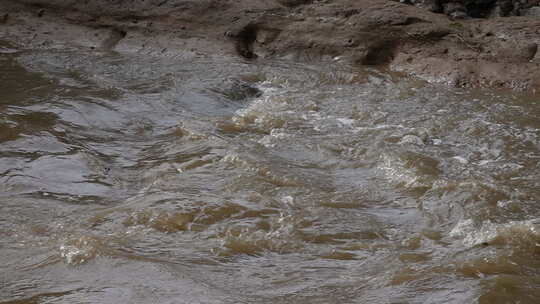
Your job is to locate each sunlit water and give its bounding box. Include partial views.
[1,40,539,304]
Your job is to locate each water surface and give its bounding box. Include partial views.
[1,41,539,303]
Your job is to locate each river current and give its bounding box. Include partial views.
[1,40,539,303]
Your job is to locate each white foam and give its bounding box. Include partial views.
[452,156,469,164]
[399,135,424,146]
[450,218,540,247]
[336,117,356,127]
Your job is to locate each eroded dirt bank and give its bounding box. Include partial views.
[2,0,540,92]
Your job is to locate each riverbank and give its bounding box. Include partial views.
[2,0,540,92]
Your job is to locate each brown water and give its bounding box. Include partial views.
[1,40,539,304]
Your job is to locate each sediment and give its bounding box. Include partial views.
[1,0,540,92]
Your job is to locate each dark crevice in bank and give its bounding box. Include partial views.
[102,28,127,50]
[232,24,259,59]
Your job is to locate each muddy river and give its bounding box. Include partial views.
[1,40,539,303]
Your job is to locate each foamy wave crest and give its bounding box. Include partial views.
[450,218,540,249]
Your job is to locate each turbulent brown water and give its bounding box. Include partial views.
[1,40,539,304]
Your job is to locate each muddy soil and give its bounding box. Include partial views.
[1,1,540,90]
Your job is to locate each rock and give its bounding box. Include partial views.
[406,0,540,17]
[212,80,262,101]
[521,6,540,17]
[442,2,467,19]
